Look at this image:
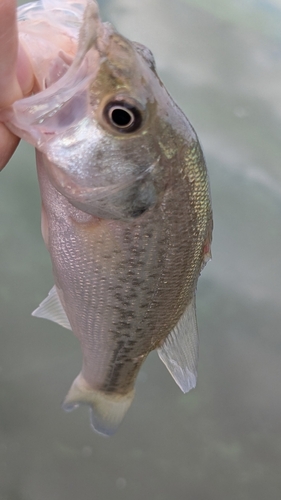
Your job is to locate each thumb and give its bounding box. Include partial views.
[0,0,34,107]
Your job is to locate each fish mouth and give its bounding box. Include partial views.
[4,0,110,144]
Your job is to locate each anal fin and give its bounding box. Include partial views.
[157,296,198,393]
[32,285,71,330]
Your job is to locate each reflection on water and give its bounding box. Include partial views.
[0,0,280,498]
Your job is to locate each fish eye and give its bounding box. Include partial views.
[103,101,142,133]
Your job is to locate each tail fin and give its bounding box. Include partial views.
[62,373,134,436]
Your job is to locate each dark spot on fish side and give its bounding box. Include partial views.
[102,337,141,393]
[128,205,148,218]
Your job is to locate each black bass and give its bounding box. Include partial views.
[2,0,212,435]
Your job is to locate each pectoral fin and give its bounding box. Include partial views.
[32,286,71,330]
[157,297,198,393]
[62,373,134,436]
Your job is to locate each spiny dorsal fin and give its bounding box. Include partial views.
[32,285,71,330]
[157,296,198,393]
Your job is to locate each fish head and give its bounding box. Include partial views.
[7,0,173,220]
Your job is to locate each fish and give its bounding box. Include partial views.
[1,0,212,436]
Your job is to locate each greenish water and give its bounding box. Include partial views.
[0,0,281,498]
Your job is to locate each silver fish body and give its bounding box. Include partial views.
[2,0,212,435]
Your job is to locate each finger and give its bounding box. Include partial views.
[0,2,35,170]
[0,0,22,106]
[0,124,20,171]
[17,41,35,97]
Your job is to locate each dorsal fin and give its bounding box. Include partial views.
[157,296,198,393]
[32,285,71,330]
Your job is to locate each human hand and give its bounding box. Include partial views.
[0,0,35,170]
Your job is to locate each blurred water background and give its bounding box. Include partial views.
[0,0,281,498]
